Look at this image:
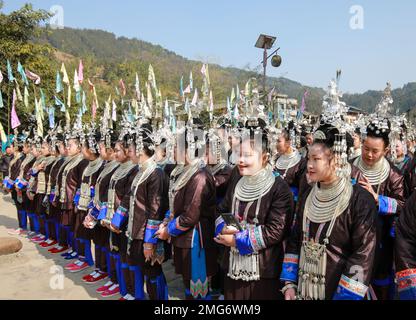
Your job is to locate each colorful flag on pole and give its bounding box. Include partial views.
[0,90,3,109]
[0,69,3,83]
[191,88,198,105]
[112,100,117,121]
[48,106,55,129]
[92,98,97,121]
[56,71,63,93]
[15,83,23,102]
[148,64,157,90]
[24,86,29,108]
[201,64,206,76]
[61,63,69,85]
[189,72,193,91]
[146,82,153,107]
[180,76,184,97]
[73,70,80,92]
[17,61,29,86]
[67,85,71,109]
[7,60,15,82]
[119,79,126,97]
[25,69,41,85]
[209,90,214,122]
[78,60,84,84]
[183,84,191,95]
[11,89,21,129]
[0,121,6,143]
[135,73,140,100]
[87,78,94,92]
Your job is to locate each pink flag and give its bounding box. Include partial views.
[11,89,21,129]
[119,79,126,96]
[183,84,191,94]
[25,70,41,85]
[78,60,84,84]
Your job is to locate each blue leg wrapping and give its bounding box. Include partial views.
[130,265,144,300]
[84,240,94,266]
[54,221,60,242]
[33,214,40,233]
[113,253,121,285]
[103,247,111,275]
[150,273,169,300]
[119,262,129,296]
[21,210,28,230]
[43,216,49,239]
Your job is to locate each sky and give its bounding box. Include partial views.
[3,0,416,94]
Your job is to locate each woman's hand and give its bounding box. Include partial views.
[359,176,378,203]
[154,225,169,241]
[109,223,122,234]
[213,234,236,247]
[143,243,155,262]
[284,288,297,300]
[221,226,239,235]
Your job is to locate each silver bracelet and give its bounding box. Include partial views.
[281,283,298,294]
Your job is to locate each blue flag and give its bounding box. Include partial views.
[17,61,28,86]
[48,107,55,129]
[7,60,15,82]
[56,71,63,93]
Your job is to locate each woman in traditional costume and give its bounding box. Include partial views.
[65,126,105,273]
[155,120,218,300]
[120,123,170,300]
[274,121,307,204]
[215,118,294,300]
[2,135,27,235]
[353,118,405,299]
[57,127,89,261]
[98,124,139,299]
[90,130,121,288]
[282,123,378,300]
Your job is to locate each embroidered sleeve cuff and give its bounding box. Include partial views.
[290,186,299,202]
[145,219,162,244]
[333,274,368,300]
[111,206,129,229]
[248,225,267,252]
[97,202,108,220]
[215,216,225,237]
[167,217,188,237]
[16,178,28,190]
[378,195,398,215]
[235,229,254,255]
[89,206,100,220]
[396,269,416,300]
[3,177,15,189]
[280,254,299,283]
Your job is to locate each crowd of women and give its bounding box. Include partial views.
[2,78,416,301]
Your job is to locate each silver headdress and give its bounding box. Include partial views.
[314,72,350,178]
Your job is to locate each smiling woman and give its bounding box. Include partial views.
[215,118,294,300]
[282,123,378,300]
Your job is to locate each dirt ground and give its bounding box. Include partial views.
[0,193,184,300]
